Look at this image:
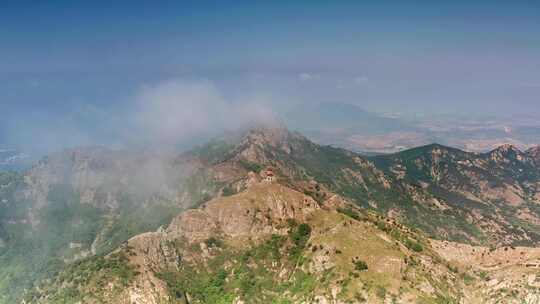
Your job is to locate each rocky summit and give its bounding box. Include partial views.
[2,127,540,303]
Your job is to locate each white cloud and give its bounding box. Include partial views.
[132,79,277,145]
[3,79,281,154]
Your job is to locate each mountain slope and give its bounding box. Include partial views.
[372,143,540,245]
[285,102,412,134]
[527,146,540,165]
[175,127,540,246]
[28,182,470,304]
[201,128,514,245]
[0,147,227,303]
[27,181,540,303]
[4,126,540,303]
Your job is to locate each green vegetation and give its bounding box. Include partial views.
[288,223,312,261]
[204,237,223,248]
[0,173,198,303]
[23,251,138,303]
[191,139,235,164]
[221,185,236,196]
[353,259,368,271]
[302,189,326,203]
[183,169,221,207]
[96,193,181,254]
[0,183,107,304]
[337,207,362,221]
[239,159,263,173]
[405,239,424,252]
[158,231,317,304]
[159,267,234,304]
[251,234,285,261]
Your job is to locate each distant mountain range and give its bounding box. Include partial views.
[285,102,414,134]
[2,126,540,303]
[283,102,540,154]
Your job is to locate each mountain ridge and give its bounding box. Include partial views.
[2,126,540,303]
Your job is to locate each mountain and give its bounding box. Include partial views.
[24,183,464,303]
[527,146,540,165]
[2,126,540,303]
[283,102,421,153]
[0,147,226,303]
[282,103,540,154]
[196,127,540,247]
[285,102,412,134]
[371,143,540,245]
[25,177,540,304]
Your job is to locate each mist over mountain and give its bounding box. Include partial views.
[1,125,539,303]
[2,1,540,303]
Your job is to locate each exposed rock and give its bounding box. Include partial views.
[168,183,319,241]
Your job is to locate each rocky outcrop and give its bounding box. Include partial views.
[116,182,321,303]
[527,146,540,165]
[167,183,319,241]
[432,240,540,303]
[113,182,466,304]
[230,126,309,165]
[488,144,524,163]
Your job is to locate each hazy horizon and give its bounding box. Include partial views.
[1,1,539,155]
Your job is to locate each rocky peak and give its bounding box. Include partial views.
[243,126,303,149]
[426,143,455,157]
[389,143,461,163]
[166,183,320,242]
[488,144,524,162]
[232,126,310,164]
[493,143,521,153]
[526,146,540,164]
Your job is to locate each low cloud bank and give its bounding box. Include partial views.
[131,79,277,146]
[3,79,278,156]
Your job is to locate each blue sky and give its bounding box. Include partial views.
[1,1,539,151]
